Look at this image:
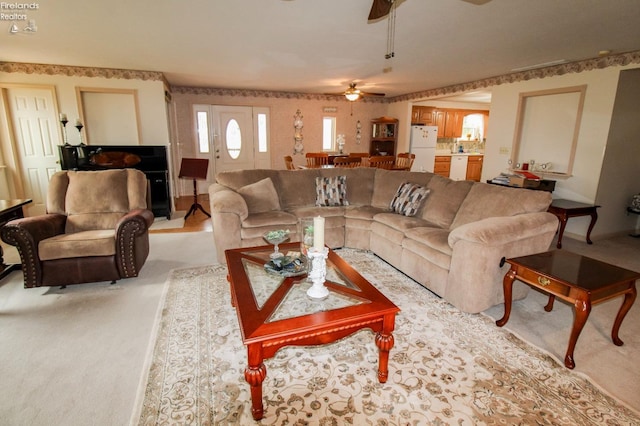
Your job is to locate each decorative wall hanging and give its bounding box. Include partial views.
[355,120,362,144]
[293,109,304,155]
[337,134,345,154]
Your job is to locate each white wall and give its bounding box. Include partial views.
[0,70,170,199]
[0,72,169,146]
[482,64,640,239]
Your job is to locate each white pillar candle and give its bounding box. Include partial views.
[313,216,325,250]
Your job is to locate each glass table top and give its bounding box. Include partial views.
[240,247,368,323]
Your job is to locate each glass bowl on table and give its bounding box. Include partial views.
[263,229,290,259]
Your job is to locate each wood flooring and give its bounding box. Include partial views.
[150,194,212,234]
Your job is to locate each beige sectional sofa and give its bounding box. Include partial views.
[209,167,558,313]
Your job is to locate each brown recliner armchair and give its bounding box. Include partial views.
[1,169,154,288]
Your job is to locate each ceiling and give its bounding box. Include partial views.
[3,0,640,101]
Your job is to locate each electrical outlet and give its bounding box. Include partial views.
[499,147,510,155]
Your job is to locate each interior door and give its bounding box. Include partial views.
[212,105,255,174]
[4,87,61,215]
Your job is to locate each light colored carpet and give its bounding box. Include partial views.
[1,232,638,425]
[135,248,640,425]
[149,210,186,231]
[485,233,640,411]
[0,231,215,426]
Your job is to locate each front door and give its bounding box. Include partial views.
[212,105,255,174]
[3,86,62,216]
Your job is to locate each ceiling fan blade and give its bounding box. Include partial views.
[361,91,386,97]
[368,0,393,20]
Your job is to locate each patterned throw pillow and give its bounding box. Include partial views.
[390,182,430,217]
[316,176,349,207]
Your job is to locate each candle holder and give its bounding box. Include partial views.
[60,116,69,145]
[306,246,329,299]
[75,122,85,145]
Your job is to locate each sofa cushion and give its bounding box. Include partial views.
[420,175,474,229]
[238,177,281,214]
[371,169,433,209]
[39,230,116,261]
[241,210,298,229]
[390,182,430,217]
[316,175,349,207]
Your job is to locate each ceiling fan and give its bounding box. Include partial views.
[328,83,386,101]
[368,0,491,20]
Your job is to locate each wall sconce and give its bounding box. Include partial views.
[293,109,304,155]
[355,120,362,144]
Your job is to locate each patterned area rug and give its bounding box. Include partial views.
[135,249,640,425]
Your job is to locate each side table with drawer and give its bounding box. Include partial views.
[496,250,638,369]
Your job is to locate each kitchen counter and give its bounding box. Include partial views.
[435,152,484,156]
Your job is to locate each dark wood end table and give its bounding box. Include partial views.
[0,199,32,280]
[497,250,638,369]
[548,199,600,248]
[225,243,400,420]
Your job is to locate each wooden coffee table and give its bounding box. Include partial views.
[497,250,638,369]
[225,243,400,420]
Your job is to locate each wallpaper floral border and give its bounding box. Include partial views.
[2,50,639,103]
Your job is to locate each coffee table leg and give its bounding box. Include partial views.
[496,268,516,327]
[611,284,637,346]
[245,345,267,420]
[375,314,396,383]
[565,297,591,369]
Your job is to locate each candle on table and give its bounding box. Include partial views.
[313,216,325,250]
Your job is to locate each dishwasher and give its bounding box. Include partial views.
[450,155,468,181]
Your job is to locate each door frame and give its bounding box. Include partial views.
[0,83,63,204]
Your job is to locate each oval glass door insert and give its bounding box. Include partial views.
[226,119,241,159]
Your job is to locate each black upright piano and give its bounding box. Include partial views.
[58,144,172,219]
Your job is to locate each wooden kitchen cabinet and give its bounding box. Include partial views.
[434,156,451,177]
[465,155,483,181]
[411,107,435,125]
[433,110,446,137]
[444,110,464,138]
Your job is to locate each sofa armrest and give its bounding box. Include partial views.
[209,184,249,220]
[448,212,558,247]
[444,212,558,313]
[0,214,67,287]
[209,184,249,263]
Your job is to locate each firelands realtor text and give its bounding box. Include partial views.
[1,2,39,20]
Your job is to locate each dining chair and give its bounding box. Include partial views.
[368,155,396,169]
[394,153,416,171]
[333,157,362,168]
[305,152,329,167]
[284,155,296,170]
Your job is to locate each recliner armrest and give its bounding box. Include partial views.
[1,213,67,248]
[115,209,155,236]
[0,213,67,287]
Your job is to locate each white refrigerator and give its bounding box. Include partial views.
[409,125,437,172]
